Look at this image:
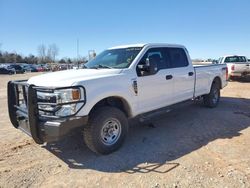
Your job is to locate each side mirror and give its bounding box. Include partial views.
[138,58,158,75]
[147,58,158,74]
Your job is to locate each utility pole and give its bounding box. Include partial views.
[77,38,79,68]
[88,50,96,61]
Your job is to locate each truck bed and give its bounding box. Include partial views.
[193,63,227,97]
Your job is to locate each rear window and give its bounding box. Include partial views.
[224,56,247,63]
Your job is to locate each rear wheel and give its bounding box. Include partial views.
[83,106,128,154]
[203,82,220,108]
[228,75,235,81]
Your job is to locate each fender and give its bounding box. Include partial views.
[76,83,137,117]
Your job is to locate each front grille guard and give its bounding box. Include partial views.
[7,80,86,143]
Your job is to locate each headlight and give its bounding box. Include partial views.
[55,88,81,103]
[37,87,84,117]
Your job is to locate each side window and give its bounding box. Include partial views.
[218,57,223,64]
[136,48,170,76]
[142,48,170,70]
[167,48,189,68]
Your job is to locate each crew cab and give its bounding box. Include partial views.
[218,55,250,79]
[8,43,227,154]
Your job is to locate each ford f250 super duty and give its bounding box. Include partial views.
[8,43,228,154]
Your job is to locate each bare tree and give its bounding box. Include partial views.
[47,44,59,63]
[37,44,46,63]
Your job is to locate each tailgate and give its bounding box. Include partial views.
[233,63,250,73]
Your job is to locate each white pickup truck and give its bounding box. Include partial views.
[8,43,227,154]
[218,55,250,79]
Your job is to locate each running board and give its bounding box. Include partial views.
[137,100,193,123]
[139,108,172,122]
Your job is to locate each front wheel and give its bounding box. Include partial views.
[83,106,128,154]
[203,82,220,108]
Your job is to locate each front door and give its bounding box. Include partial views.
[136,47,174,114]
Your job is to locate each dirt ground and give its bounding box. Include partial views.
[0,73,250,188]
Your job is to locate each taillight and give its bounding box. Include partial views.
[226,67,228,80]
[231,65,235,71]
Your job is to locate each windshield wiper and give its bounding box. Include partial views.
[96,64,112,69]
[82,64,88,69]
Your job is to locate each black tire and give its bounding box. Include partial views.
[228,75,234,82]
[203,82,220,108]
[83,106,128,154]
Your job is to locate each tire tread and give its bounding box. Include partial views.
[83,106,128,154]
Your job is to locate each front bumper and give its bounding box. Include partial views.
[8,80,87,144]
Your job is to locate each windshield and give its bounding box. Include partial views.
[85,47,142,69]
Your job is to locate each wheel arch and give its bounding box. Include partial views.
[212,76,222,89]
[89,96,133,118]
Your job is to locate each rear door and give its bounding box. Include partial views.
[166,48,195,103]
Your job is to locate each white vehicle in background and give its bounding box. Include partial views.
[8,43,228,154]
[218,55,250,80]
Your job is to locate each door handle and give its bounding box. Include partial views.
[246,64,249,66]
[188,72,194,76]
[166,75,173,80]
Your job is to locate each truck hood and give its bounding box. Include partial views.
[27,69,122,87]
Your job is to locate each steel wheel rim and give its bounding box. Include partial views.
[101,118,121,146]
